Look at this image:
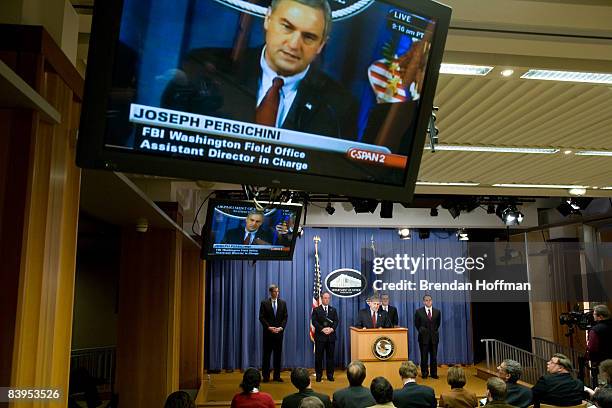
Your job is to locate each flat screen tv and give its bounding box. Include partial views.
[201,199,303,260]
[77,0,451,202]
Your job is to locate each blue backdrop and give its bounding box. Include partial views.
[205,227,474,370]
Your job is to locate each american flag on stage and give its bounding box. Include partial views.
[310,236,322,343]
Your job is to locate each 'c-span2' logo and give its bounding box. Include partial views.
[212,0,374,21]
[325,268,367,298]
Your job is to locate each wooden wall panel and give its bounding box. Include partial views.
[179,247,205,390]
[116,228,182,407]
[0,24,83,407]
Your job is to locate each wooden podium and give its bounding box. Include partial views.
[350,327,408,389]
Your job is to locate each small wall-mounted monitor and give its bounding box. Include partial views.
[77,0,452,202]
[201,199,303,260]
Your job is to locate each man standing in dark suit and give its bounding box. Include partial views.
[259,284,288,382]
[414,294,441,379]
[222,210,273,245]
[393,360,437,408]
[312,292,339,382]
[332,360,376,408]
[381,294,399,327]
[532,353,586,407]
[355,296,392,329]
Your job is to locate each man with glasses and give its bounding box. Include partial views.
[532,353,586,407]
[495,359,532,408]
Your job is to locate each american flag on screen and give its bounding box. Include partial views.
[310,236,322,343]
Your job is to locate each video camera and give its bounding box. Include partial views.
[559,309,594,334]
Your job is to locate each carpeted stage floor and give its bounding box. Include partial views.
[196,365,488,407]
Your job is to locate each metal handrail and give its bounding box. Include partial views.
[70,346,116,390]
[481,338,548,385]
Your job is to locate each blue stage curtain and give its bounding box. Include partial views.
[205,227,473,370]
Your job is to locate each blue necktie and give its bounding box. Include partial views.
[273,301,277,316]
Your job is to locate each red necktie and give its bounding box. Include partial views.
[256,77,284,126]
[372,312,377,328]
[427,309,432,320]
[243,233,251,245]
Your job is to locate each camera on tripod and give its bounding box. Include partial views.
[559,309,594,335]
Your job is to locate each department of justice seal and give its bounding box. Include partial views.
[372,336,395,360]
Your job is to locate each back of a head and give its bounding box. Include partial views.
[487,377,507,401]
[299,396,325,408]
[399,361,418,380]
[164,391,195,408]
[599,359,612,384]
[594,388,612,408]
[240,368,261,393]
[503,359,523,383]
[291,367,311,391]
[595,304,611,319]
[347,360,367,387]
[370,376,393,404]
[447,365,467,388]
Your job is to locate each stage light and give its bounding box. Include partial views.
[557,197,592,217]
[351,199,379,214]
[419,229,430,240]
[380,201,393,218]
[398,228,411,240]
[457,229,469,241]
[325,201,335,215]
[430,207,439,217]
[499,205,524,226]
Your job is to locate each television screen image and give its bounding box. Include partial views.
[78,0,451,202]
[201,199,303,260]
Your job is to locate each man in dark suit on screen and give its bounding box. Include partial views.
[312,292,339,382]
[414,294,441,379]
[221,210,272,245]
[259,284,288,382]
[355,296,392,329]
[162,0,358,139]
[381,293,399,327]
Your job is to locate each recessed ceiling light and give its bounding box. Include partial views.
[493,183,588,189]
[592,186,599,189]
[440,64,494,76]
[500,69,514,77]
[416,181,480,186]
[568,187,587,196]
[521,69,612,85]
[564,150,572,155]
[425,145,559,154]
[575,150,612,156]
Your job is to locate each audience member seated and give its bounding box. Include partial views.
[231,368,275,408]
[282,367,332,408]
[301,396,326,408]
[587,359,612,398]
[369,376,396,408]
[164,391,196,408]
[333,360,376,408]
[531,353,586,408]
[439,365,478,408]
[393,361,437,408]
[496,359,532,408]
[486,377,516,408]
[593,388,612,408]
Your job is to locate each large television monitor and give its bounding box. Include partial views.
[201,199,303,260]
[77,0,451,202]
